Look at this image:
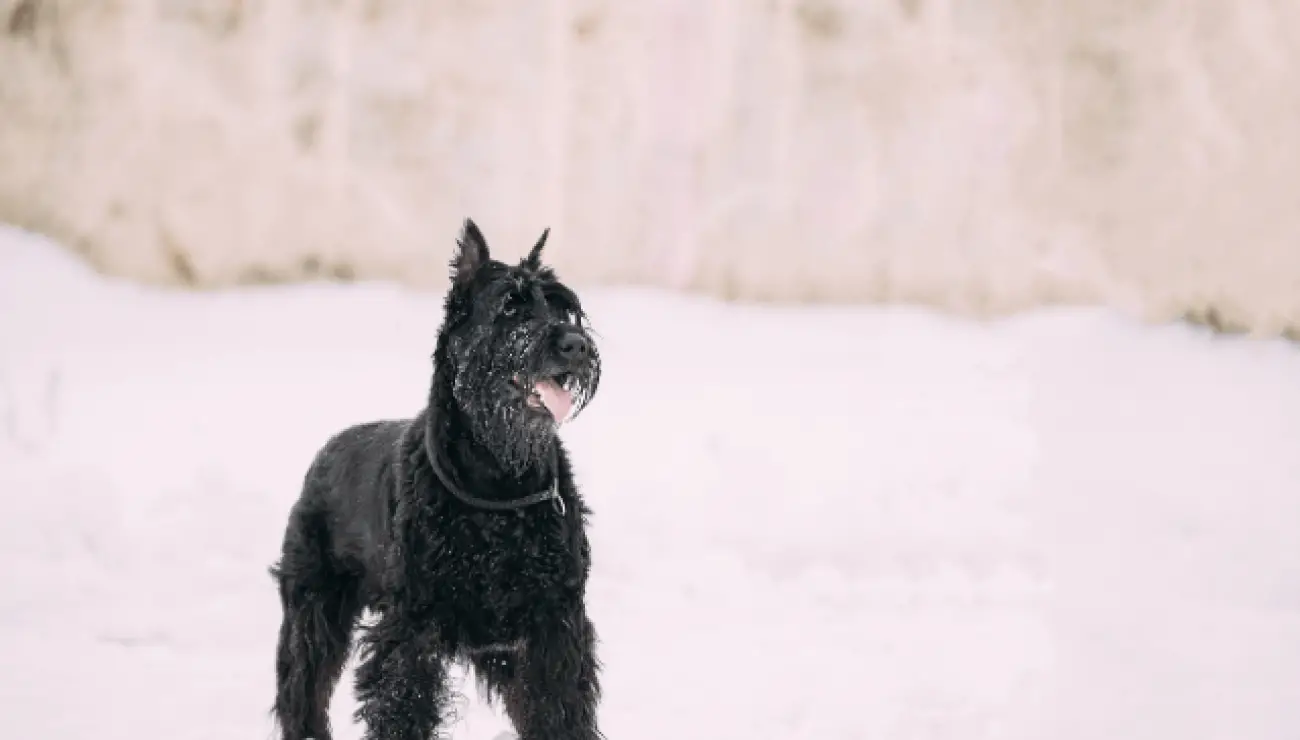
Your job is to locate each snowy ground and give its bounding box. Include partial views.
[1,225,1298,740]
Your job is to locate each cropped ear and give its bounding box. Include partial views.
[450,218,491,284]
[523,227,550,269]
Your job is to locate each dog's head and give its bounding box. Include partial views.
[434,218,601,473]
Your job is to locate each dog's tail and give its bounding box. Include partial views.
[269,513,360,740]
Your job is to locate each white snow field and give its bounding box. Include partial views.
[1,225,1298,740]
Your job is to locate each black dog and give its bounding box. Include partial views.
[269,219,604,740]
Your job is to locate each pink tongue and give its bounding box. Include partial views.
[534,378,574,422]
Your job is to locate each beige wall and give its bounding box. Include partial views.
[2,0,1298,336]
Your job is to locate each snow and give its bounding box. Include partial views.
[1,224,1298,739]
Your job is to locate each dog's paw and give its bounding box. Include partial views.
[490,732,520,740]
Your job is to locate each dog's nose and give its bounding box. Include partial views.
[556,330,589,361]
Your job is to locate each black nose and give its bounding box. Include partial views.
[556,330,589,361]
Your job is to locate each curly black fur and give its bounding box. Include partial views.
[269,219,604,740]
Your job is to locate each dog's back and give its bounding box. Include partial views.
[289,419,407,589]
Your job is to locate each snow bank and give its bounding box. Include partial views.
[2,0,1299,335]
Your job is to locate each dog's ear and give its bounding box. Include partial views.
[523,227,550,270]
[451,218,491,284]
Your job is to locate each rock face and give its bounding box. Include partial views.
[1,0,1298,334]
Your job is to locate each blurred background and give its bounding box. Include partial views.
[3,0,1300,332]
[2,2,1300,739]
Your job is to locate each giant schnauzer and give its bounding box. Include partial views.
[269,218,604,740]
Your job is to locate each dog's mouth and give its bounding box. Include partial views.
[515,372,576,423]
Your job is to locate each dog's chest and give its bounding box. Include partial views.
[429,507,584,642]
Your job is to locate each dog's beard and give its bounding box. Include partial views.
[457,384,554,475]
[449,322,598,475]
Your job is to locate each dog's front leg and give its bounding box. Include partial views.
[508,609,603,740]
[353,613,451,740]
